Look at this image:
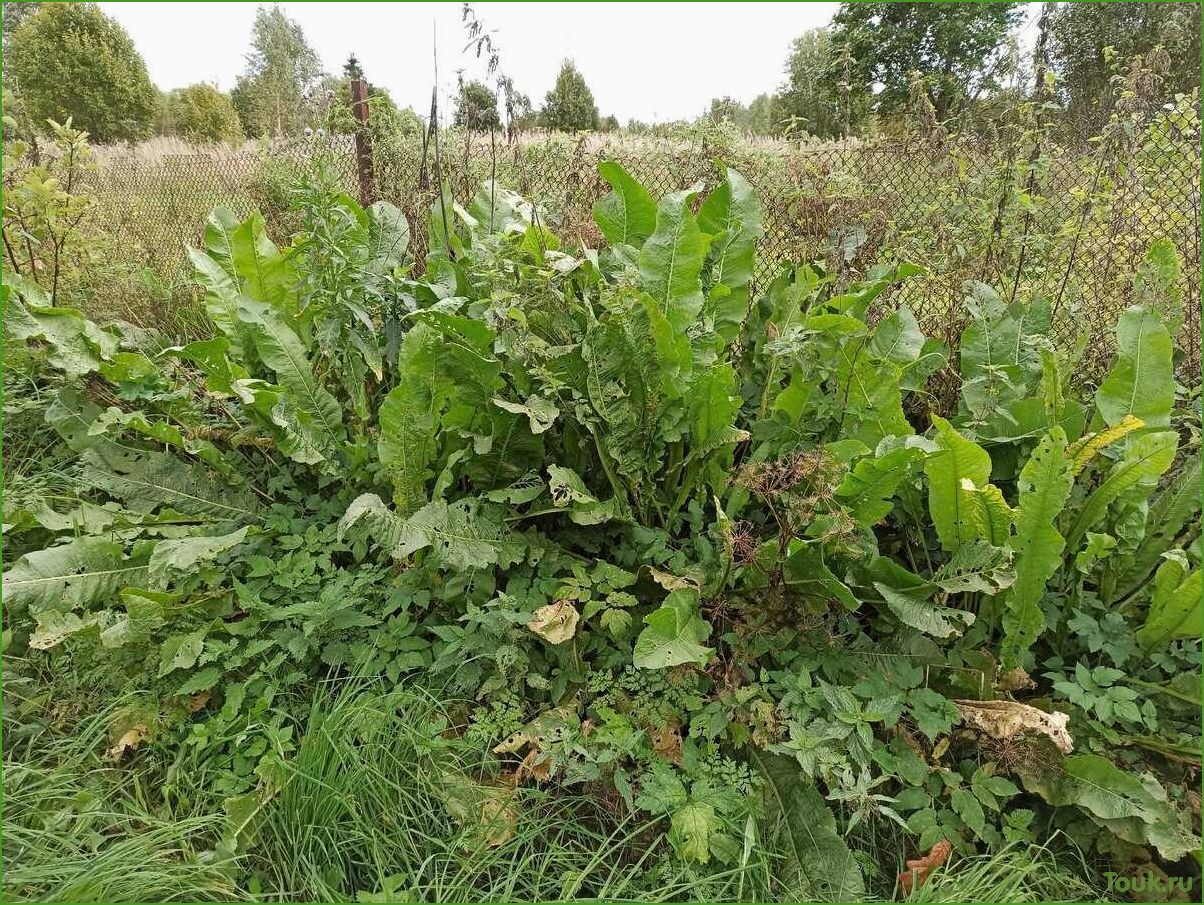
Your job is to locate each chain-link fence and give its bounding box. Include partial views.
[85,113,1201,383]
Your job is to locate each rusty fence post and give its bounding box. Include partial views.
[351,78,375,206]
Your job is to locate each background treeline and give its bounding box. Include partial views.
[2,1,1201,146]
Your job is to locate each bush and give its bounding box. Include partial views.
[5,3,156,144]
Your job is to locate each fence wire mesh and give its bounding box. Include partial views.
[85,117,1201,383]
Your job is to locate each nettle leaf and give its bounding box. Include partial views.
[835,446,925,527]
[147,528,249,589]
[633,589,713,669]
[925,416,992,553]
[1136,552,1202,650]
[752,751,865,903]
[638,183,709,333]
[950,787,987,839]
[592,161,656,246]
[698,164,763,345]
[1095,306,1174,428]
[1001,428,1075,666]
[874,582,974,639]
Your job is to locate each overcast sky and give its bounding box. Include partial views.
[99,2,840,123]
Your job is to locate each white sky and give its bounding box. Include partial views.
[98,1,838,123]
[99,2,1042,124]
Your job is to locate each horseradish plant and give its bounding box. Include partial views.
[3,161,1199,895]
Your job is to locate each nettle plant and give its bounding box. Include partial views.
[2,160,1199,889]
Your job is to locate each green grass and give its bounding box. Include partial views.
[1,690,243,903]
[902,839,1101,903]
[245,679,775,902]
[0,671,1109,904]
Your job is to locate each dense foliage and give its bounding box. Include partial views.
[4,2,156,143]
[160,83,245,145]
[2,160,1200,901]
[541,60,600,132]
[230,5,325,139]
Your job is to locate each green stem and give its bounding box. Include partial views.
[593,434,638,522]
[1125,677,1200,707]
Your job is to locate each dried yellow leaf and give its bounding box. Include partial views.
[956,699,1073,753]
[527,601,579,644]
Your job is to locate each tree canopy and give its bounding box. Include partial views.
[6,2,156,143]
[773,27,849,138]
[541,60,599,132]
[231,5,325,137]
[1050,1,1202,130]
[831,1,1023,121]
[163,83,244,144]
[455,79,501,132]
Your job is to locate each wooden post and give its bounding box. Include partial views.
[350,77,375,206]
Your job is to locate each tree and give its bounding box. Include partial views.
[746,93,776,136]
[831,2,1023,121]
[774,28,849,138]
[232,5,325,137]
[5,3,156,143]
[541,60,599,132]
[1050,2,1202,130]
[2,0,39,51]
[319,57,417,137]
[706,96,744,125]
[165,83,244,144]
[454,79,501,131]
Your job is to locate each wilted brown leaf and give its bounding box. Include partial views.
[996,667,1036,693]
[645,567,700,591]
[898,839,951,896]
[106,724,148,761]
[956,699,1073,753]
[648,723,684,764]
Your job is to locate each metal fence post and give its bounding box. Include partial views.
[350,78,376,206]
